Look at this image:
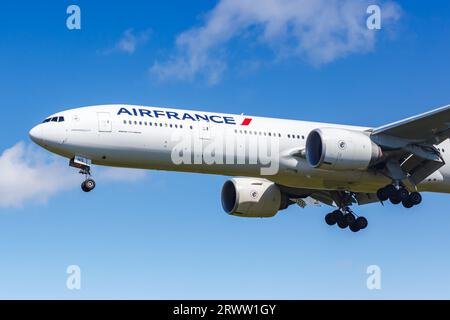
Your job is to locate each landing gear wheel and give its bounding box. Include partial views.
[81,179,96,192]
[376,187,389,201]
[398,188,410,201]
[384,185,397,198]
[409,192,422,206]
[385,185,402,204]
[402,199,413,209]
[349,223,360,233]
[325,211,339,226]
[344,213,356,225]
[389,194,401,205]
[337,213,349,229]
[388,187,403,204]
[355,217,368,230]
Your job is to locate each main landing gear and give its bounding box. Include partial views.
[70,156,96,193]
[325,207,368,233]
[376,184,422,208]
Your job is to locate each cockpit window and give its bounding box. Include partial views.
[42,116,65,123]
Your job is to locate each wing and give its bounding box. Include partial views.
[370,105,450,185]
[371,104,450,145]
[282,106,450,211]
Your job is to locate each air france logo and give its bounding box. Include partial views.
[241,118,252,126]
[117,107,252,126]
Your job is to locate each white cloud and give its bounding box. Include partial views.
[0,143,77,208]
[0,143,147,209]
[151,0,401,84]
[104,28,151,55]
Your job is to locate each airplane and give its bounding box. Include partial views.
[29,104,450,232]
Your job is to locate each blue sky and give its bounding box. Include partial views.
[0,0,450,299]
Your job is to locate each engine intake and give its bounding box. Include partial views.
[221,178,289,218]
[305,128,382,171]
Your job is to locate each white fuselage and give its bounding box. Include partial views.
[29,105,450,194]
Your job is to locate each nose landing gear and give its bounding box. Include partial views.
[70,156,97,193]
[79,167,96,193]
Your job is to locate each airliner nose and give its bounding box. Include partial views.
[29,125,45,145]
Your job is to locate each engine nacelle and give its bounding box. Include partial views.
[221,178,289,218]
[305,128,382,171]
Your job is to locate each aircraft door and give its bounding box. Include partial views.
[97,112,112,132]
[193,122,211,165]
[199,122,211,140]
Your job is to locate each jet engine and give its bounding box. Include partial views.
[305,128,382,171]
[221,178,289,218]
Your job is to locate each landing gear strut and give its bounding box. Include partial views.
[377,184,422,208]
[325,207,368,233]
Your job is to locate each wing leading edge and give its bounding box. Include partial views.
[371,104,450,144]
